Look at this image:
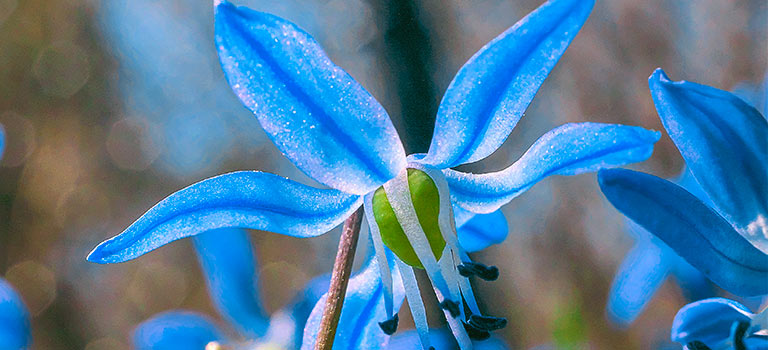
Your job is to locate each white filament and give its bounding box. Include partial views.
[433,286,474,350]
[410,159,483,316]
[396,260,432,350]
[363,192,395,318]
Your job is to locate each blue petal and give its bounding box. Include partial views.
[598,168,768,296]
[649,69,768,243]
[282,274,331,348]
[132,311,223,350]
[745,336,768,349]
[0,125,5,160]
[455,207,509,252]
[215,1,406,195]
[671,298,752,346]
[0,279,30,350]
[423,0,595,168]
[446,123,660,213]
[192,228,268,338]
[388,328,509,349]
[669,254,715,303]
[607,241,670,326]
[300,253,405,350]
[253,273,331,350]
[88,171,362,263]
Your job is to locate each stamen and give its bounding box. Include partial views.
[378,313,399,335]
[458,262,499,281]
[468,314,507,331]
[396,260,432,350]
[685,341,712,350]
[462,321,491,341]
[434,287,473,349]
[440,299,461,318]
[364,194,395,318]
[455,252,481,315]
[732,321,750,350]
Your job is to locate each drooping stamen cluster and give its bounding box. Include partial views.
[364,159,507,349]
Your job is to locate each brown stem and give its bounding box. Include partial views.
[314,206,364,350]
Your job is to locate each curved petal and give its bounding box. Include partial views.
[215,1,406,194]
[671,298,752,346]
[650,69,768,248]
[0,279,30,350]
[456,208,509,253]
[192,228,268,338]
[132,311,223,350]
[446,123,660,213]
[88,171,362,264]
[423,0,595,168]
[669,254,715,303]
[0,125,5,160]
[607,242,670,326]
[301,253,405,350]
[598,168,768,296]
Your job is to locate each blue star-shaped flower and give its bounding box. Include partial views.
[598,69,768,348]
[89,0,660,347]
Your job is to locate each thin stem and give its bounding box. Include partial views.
[314,206,364,350]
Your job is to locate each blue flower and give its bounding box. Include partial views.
[598,69,768,347]
[132,228,337,349]
[89,0,659,348]
[671,298,768,350]
[607,74,768,327]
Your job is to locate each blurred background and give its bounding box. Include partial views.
[0,0,765,349]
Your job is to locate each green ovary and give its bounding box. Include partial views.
[372,168,446,269]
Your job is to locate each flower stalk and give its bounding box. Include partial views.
[314,206,364,350]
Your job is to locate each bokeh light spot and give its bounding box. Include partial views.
[0,111,36,167]
[106,117,161,171]
[126,262,189,314]
[5,260,57,316]
[0,0,17,26]
[32,41,90,98]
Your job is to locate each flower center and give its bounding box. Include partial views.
[372,168,446,268]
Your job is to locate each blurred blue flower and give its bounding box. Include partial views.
[0,278,30,350]
[132,228,333,349]
[89,0,660,348]
[388,328,508,350]
[607,73,768,327]
[671,298,768,350]
[598,69,768,346]
[0,128,32,350]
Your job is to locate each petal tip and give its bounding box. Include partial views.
[597,168,625,188]
[649,68,671,84]
[87,240,124,264]
[86,244,109,264]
